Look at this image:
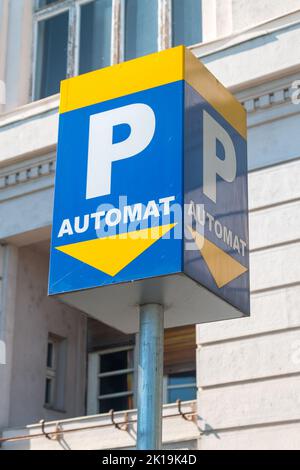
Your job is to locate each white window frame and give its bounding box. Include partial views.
[33,0,74,100]
[88,345,196,414]
[32,0,203,100]
[87,345,136,415]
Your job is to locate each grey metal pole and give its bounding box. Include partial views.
[137,303,164,450]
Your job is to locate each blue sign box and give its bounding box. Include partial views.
[49,46,249,333]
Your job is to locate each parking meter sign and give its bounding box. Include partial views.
[49,46,249,332]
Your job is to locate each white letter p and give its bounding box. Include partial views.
[203,110,237,204]
[86,103,156,199]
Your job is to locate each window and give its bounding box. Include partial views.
[79,0,112,75]
[87,326,196,415]
[34,0,114,100]
[172,0,202,47]
[88,346,135,414]
[165,370,197,403]
[33,0,203,100]
[124,0,158,61]
[44,334,67,410]
[163,325,197,404]
[35,11,69,99]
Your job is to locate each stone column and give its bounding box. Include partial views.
[4,0,33,111]
[0,0,9,112]
[0,244,18,430]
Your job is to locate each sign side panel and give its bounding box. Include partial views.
[184,82,250,316]
[184,48,247,140]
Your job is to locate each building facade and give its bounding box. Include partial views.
[0,0,300,450]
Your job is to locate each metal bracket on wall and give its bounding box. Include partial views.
[109,409,129,432]
[176,399,197,423]
[40,419,62,441]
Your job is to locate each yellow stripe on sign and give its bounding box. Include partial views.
[59,45,247,140]
[59,47,185,114]
[56,224,176,277]
[188,226,248,288]
[184,48,247,140]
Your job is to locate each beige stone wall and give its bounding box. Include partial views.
[0,245,18,430]
[232,0,300,31]
[8,243,87,428]
[197,159,300,450]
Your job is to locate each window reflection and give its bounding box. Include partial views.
[172,0,202,47]
[124,0,158,61]
[79,0,112,75]
[35,12,69,99]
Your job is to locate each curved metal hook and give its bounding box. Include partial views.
[40,419,55,440]
[40,419,61,441]
[109,409,128,431]
[176,399,195,422]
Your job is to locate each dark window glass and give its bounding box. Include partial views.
[100,350,131,373]
[172,0,202,46]
[45,377,53,405]
[99,373,133,396]
[99,395,133,413]
[79,0,112,75]
[168,370,196,386]
[167,371,197,403]
[35,12,69,99]
[124,0,158,61]
[98,349,134,412]
[168,386,197,403]
[39,0,58,7]
[46,342,54,368]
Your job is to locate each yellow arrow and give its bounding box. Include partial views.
[188,226,248,288]
[56,223,176,277]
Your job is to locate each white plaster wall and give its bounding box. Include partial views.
[0,186,54,240]
[232,0,300,31]
[201,0,217,42]
[247,113,300,170]
[215,0,233,37]
[197,159,300,450]
[199,423,300,451]
[200,22,300,90]
[0,105,58,165]
[8,244,87,428]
